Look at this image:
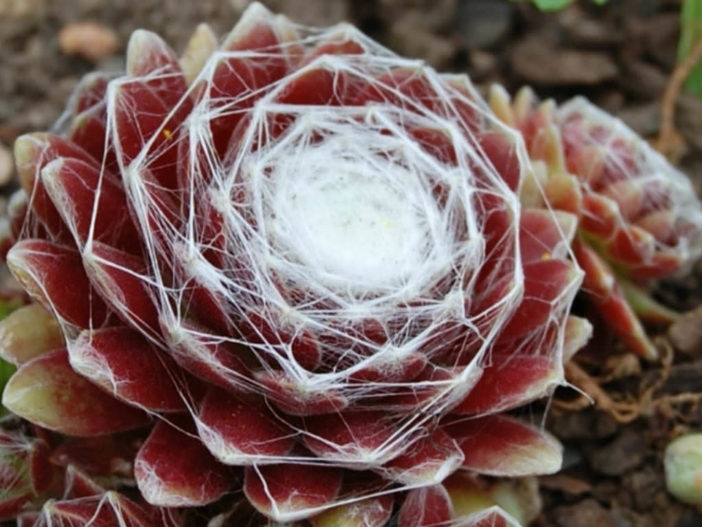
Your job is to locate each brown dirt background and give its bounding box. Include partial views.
[3,0,702,525]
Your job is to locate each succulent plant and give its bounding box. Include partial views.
[491,87,702,359]
[0,4,591,525]
[664,432,702,506]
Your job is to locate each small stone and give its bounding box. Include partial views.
[390,13,456,69]
[624,469,663,511]
[669,306,702,355]
[512,35,618,85]
[468,49,498,81]
[539,474,592,496]
[553,499,617,527]
[550,408,618,440]
[587,428,646,476]
[456,0,514,49]
[58,22,120,63]
[617,103,660,138]
[0,142,14,187]
[558,6,623,48]
[620,61,667,99]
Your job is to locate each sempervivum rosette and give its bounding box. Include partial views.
[491,87,702,360]
[0,4,587,526]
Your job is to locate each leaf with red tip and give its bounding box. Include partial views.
[13,133,95,239]
[498,259,579,342]
[275,67,348,106]
[305,30,367,63]
[68,105,112,167]
[574,239,657,359]
[519,209,576,264]
[350,351,427,383]
[112,30,190,191]
[2,349,149,436]
[256,370,349,416]
[70,327,185,412]
[411,127,458,165]
[83,242,159,335]
[207,3,291,156]
[311,494,393,527]
[7,240,108,328]
[303,411,400,466]
[111,81,187,191]
[63,465,108,499]
[197,388,294,464]
[377,366,471,413]
[459,510,514,527]
[478,133,521,192]
[454,354,561,415]
[163,320,253,393]
[244,463,343,522]
[135,420,233,507]
[445,414,562,477]
[41,158,140,253]
[244,311,322,371]
[397,485,454,527]
[605,225,656,267]
[383,428,464,486]
[580,193,619,239]
[0,430,52,521]
[16,512,40,527]
[50,433,139,476]
[33,493,159,527]
[353,68,440,114]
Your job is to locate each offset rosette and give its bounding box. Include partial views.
[491,86,702,359]
[1,4,586,525]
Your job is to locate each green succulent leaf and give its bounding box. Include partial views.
[0,297,24,414]
[0,359,16,416]
[680,0,702,97]
[520,0,608,11]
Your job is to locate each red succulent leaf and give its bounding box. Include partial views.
[197,387,295,463]
[397,484,454,527]
[453,353,560,415]
[382,428,464,486]
[135,420,234,507]
[63,465,108,499]
[31,493,161,527]
[302,411,400,466]
[445,414,562,477]
[255,370,349,416]
[573,238,657,359]
[7,239,108,328]
[70,327,186,412]
[83,242,159,335]
[40,158,140,253]
[243,463,343,522]
[498,258,579,342]
[206,3,292,156]
[50,434,139,476]
[14,133,96,240]
[311,494,394,527]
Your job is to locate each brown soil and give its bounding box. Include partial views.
[2,0,702,525]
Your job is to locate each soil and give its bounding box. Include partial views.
[2,0,702,525]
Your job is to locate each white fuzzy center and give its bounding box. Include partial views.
[268,156,432,290]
